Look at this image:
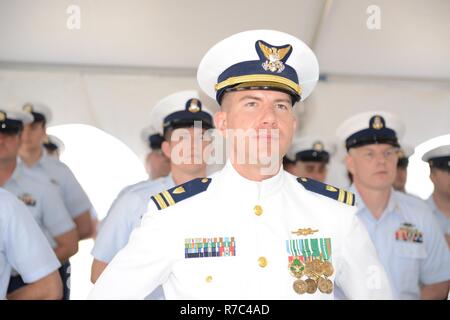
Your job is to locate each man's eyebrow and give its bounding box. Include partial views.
[273,98,292,104]
[238,95,263,102]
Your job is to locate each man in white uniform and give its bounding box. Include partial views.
[89,29,392,300]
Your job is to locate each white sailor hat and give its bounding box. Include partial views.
[397,142,414,168]
[336,111,405,151]
[197,29,319,104]
[286,136,336,163]
[43,134,65,154]
[150,90,214,136]
[21,102,52,124]
[422,145,450,171]
[140,125,165,150]
[0,109,33,134]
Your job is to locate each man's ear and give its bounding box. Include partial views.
[292,115,297,132]
[161,141,171,159]
[213,111,227,136]
[345,152,355,175]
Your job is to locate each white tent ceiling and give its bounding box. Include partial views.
[0,0,449,189]
[1,0,449,80]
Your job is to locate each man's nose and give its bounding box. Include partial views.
[259,105,277,128]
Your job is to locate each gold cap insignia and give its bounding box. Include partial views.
[372,115,383,130]
[291,228,319,236]
[313,141,324,152]
[23,103,33,113]
[0,111,5,121]
[188,98,200,113]
[258,41,292,73]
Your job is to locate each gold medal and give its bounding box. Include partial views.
[293,279,307,294]
[322,261,334,277]
[305,278,317,294]
[312,259,324,275]
[318,277,333,294]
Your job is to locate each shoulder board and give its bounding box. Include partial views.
[150,177,212,210]
[296,177,355,206]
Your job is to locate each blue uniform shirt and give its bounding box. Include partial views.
[426,196,450,237]
[351,186,450,299]
[92,175,174,300]
[0,188,60,299]
[3,163,76,248]
[92,175,175,263]
[20,150,93,219]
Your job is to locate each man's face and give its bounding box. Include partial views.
[0,132,21,163]
[163,127,210,174]
[215,90,296,168]
[291,161,328,182]
[430,167,450,199]
[20,122,46,150]
[346,144,399,191]
[146,150,170,180]
[393,166,407,192]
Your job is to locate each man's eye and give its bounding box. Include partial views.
[245,102,257,107]
[276,104,288,110]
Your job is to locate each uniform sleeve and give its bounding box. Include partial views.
[91,192,143,263]
[4,197,61,283]
[41,182,76,237]
[59,164,93,218]
[88,204,174,299]
[335,213,393,299]
[419,211,450,285]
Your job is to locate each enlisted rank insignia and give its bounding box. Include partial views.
[286,238,334,295]
[18,193,37,206]
[185,237,236,258]
[258,40,292,73]
[151,177,212,210]
[297,177,355,206]
[395,222,423,243]
[0,111,5,121]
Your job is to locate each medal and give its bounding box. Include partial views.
[288,258,305,278]
[322,261,334,277]
[305,278,317,294]
[293,279,307,294]
[318,277,333,294]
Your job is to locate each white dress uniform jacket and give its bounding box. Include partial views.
[89,161,392,300]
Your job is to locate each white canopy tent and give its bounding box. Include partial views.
[1,0,449,300]
[0,0,449,187]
